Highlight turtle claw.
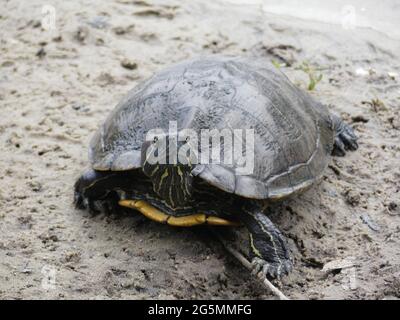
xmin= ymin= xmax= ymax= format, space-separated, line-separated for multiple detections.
xmin=332 ymin=118 xmax=358 ymax=157
xmin=84 ymin=197 xmax=102 ymax=215
xmin=75 ymin=185 xmax=121 ymax=216
xmin=251 ymin=257 xmax=292 ymax=279
xmin=332 ymin=136 xmax=346 ymax=157
xmin=74 ymin=191 xmax=85 ymax=210
xmin=251 ymin=257 xmax=263 ymax=276
xmin=74 ymin=189 xmax=101 ymax=215
xmin=340 ymin=126 xmax=358 ymax=151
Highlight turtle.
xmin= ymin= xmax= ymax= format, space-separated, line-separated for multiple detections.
xmin=74 ymin=56 xmax=358 ymax=278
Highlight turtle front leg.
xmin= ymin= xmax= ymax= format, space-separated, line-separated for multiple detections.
xmin=74 ymin=169 xmax=102 ymax=211
xmin=236 ymin=202 xmax=292 ymax=279
xmin=331 ymin=114 xmax=358 ymax=156
xmin=74 ymin=169 xmax=118 ymax=214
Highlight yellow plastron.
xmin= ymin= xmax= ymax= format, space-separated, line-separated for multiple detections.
xmin=118 ymin=199 xmax=239 ymax=227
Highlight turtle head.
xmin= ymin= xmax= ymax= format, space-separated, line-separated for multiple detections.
xmin=141 ymin=132 xmax=195 ymax=208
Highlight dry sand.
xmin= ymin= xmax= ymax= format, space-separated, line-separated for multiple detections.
xmin=0 ymin=0 xmax=399 ymax=299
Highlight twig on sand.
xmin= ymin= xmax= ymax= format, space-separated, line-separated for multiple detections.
xmin=212 ymin=231 xmax=289 ymax=300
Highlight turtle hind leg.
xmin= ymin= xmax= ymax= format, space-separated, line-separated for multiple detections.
xmin=237 ymin=202 xmax=292 ymax=279
xmin=331 ymin=115 xmax=359 ymax=157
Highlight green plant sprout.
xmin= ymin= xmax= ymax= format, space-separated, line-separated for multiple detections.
xmin=296 ymin=61 xmax=324 ymax=91
xmin=271 ymin=59 xmax=283 ymax=69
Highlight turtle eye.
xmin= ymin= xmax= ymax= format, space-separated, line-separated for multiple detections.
xmin=185 ymin=136 xmax=190 ymax=143
xmin=152 ymin=136 xmax=158 ymax=144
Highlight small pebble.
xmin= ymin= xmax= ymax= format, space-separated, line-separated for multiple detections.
xmin=75 ymin=27 xmax=88 ymax=43
xmin=121 ymin=59 xmax=138 ymax=70
xmin=360 ymin=213 xmax=380 ymax=232
xmin=36 ymin=47 xmax=46 ymax=58
xmin=352 ymin=114 xmax=369 ymax=123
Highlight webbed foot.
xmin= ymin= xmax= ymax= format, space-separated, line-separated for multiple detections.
xmin=237 ymin=203 xmax=293 ymax=279
xmin=74 ymin=169 xmax=116 ymax=215
xmin=74 ymin=191 xmax=103 ymax=215
xmin=251 ymin=257 xmax=292 ymax=279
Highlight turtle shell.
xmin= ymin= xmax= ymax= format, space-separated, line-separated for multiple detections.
xmin=89 ymin=56 xmax=335 ymax=200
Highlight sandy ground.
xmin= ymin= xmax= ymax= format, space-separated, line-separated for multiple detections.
xmin=0 ymin=0 xmax=399 ymax=299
